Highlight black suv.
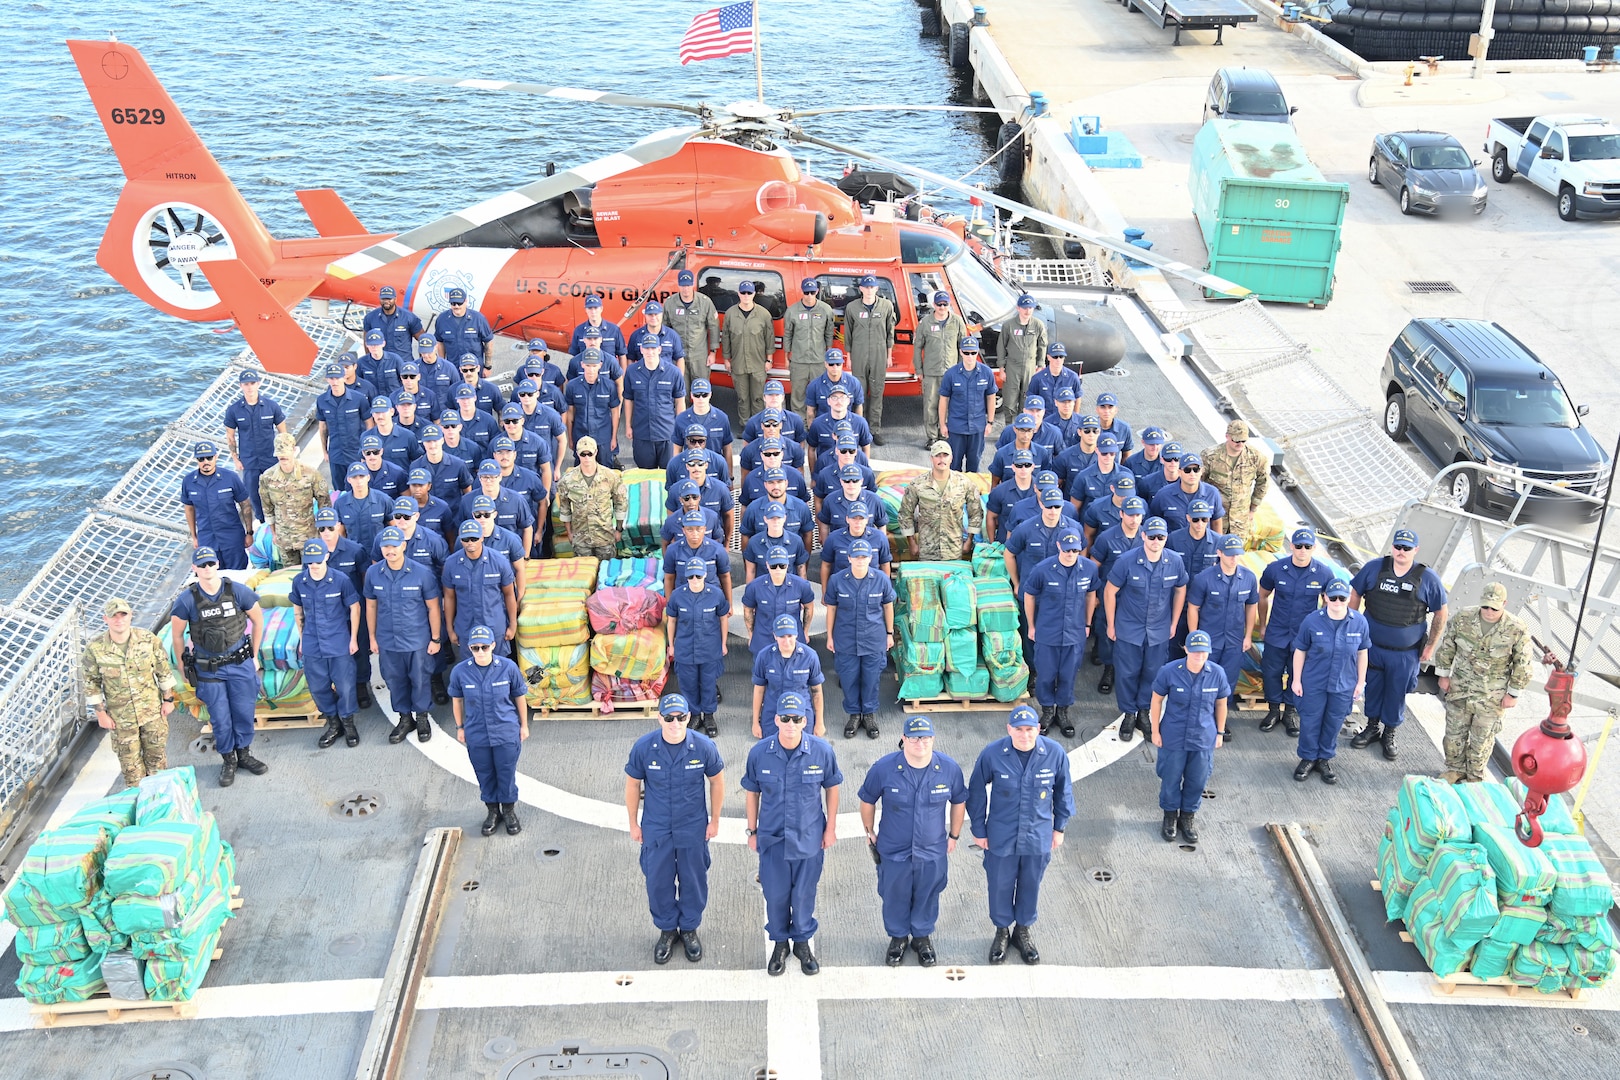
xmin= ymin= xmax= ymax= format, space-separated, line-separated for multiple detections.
xmin=1380 ymin=318 xmax=1608 ymax=515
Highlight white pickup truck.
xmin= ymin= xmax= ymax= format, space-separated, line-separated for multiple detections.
xmin=1483 ymin=114 xmax=1620 ymax=221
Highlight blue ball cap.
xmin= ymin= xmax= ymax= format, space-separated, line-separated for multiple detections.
xmin=1035 ymin=470 xmax=1058 ymax=487
xmin=360 ymin=434 xmax=383 ymax=451
xmin=582 ymin=325 xmax=604 ymax=340
xmin=1188 ymin=499 xmax=1213 ymax=518
xmin=1325 ymin=579 xmax=1352 ymax=599
xmin=1097 ymin=435 xmax=1120 ymax=453
xmin=800 ymin=277 xmax=820 ymax=292
xmin=491 ymin=436 xmax=515 ymax=453
xmin=904 ymin=715 xmax=935 ymax=737
xmin=192 ymin=546 xmax=219 ymax=566
xmin=1123 ymin=497 xmax=1147 ymax=514
xmin=1161 ymin=442 xmax=1183 ymax=459
xmin=737 ymin=280 xmax=757 ymax=294
xmin=238 ymin=368 xmax=261 ymax=384
xmin=1039 ymin=489 xmax=1063 ymax=508
xmin=763 ymin=379 xmax=783 ymax=395
xmin=395 ymin=390 xmax=419 ymax=406
xmin=776 ymin=691 xmax=806 ymax=716
xmin=683 ymin=449 xmax=707 ymax=466
xmin=1054 ymin=386 xmax=1076 ymax=403
xmin=691 ymin=378 xmax=711 ymax=395
xmin=773 ymin=614 xmax=800 ymax=637
xmin=315 ymin=507 xmax=339 ymax=527
xmin=845 ymin=503 xmax=870 ymax=519
xmin=839 ymin=464 xmax=863 ymax=482
xmin=1292 ymin=527 xmax=1317 ymax=547
xmin=1047 ymin=342 xmax=1067 ymax=358
xmin=457 ymin=354 xmax=480 ymax=370
xmin=659 ymin=693 xmax=690 ymax=717
xmin=323 ymin=362 xmax=344 ymax=379
xmin=526 ymin=338 xmax=546 ymax=351
xmin=477 ymin=460 xmax=501 ymax=477
xmin=377 ymin=526 xmax=405 ymax=547
xmin=1141 ymin=427 xmax=1166 ymax=445
xmin=849 ymin=539 xmax=875 ymax=558
xmin=643 ymin=301 xmax=664 ymax=316
xmin=346 ymin=461 xmax=370 ymax=479
xmin=685 ymin=423 xmax=709 ymax=440
xmin=825 ymin=348 xmax=844 ymax=365
xmin=676 ymin=270 xmax=695 ymax=286
xmin=1017 ymin=293 xmax=1037 ymax=308
xmin=766 ymin=547 xmax=790 ymax=568
xmin=1008 ymin=704 xmax=1040 ymax=728
xmin=836 ymin=434 xmax=858 ymax=450
xmin=827 ymin=384 xmax=850 ymax=401
xmin=1012 ymin=448 xmax=1035 ymax=466
xmin=764 ymin=502 xmax=787 ymax=519
xmin=762 ymin=467 xmax=787 ymax=483
xmin=405 ymin=468 xmax=431 ymax=487
xmin=471 ymin=495 xmax=496 ymax=513
xmin=391 ymin=496 xmax=417 ymax=516
xmin=446 ymin=287 xmax=467 ymax=303
xmin=1024 ymin=395 xmax=1045 ymax=411
xmin=1393 ymin=528 xmax=1419 ymax=548
xmin=1180 ymin=452 xmax=1203 ymax=469
xmin=681 ymin=510 xmax=707 ymax=528
xmin=193 ymin=440 xmax=218 ymax=459
xmin=454 ymin=385 xmax=476 ymax=400
xmin=419 ymin=424 xmax=443 ymax=441
xmin=379 ymin=286 xmax=397 ymax=300
xmin=858 ymin=274 xmax=878 ymax=288
xmin=760 ymin=408 xmax=783 ymax=426
xmin=438 ymin=411 xmax=463 ymax=426
xmin=1219 ymin=534 xmax=1245 ymax=554
xmin=1144 ymin=517 xmax=1169 ymax=537
xmin=301 ymin=539 xmax=329 ymax=561
xmin=583 ymin=294 xmax=603 ymax=307
xmin=1080 ymin=415 xmax=1100 ymax=431
xmin=1013 ymin=415 xmax=1037 ymax=431
xmin=760 ymin=437 xmax=783 ymax=453
xmin=515 ymin=379 xmax=539 ymax=396
xmin=364 ymin=329 xmax=385 ymax=345
xmin=1112 ymin=474 xmax=1136 ymax=491
xmin=1059 ymin=532 xmax=1084 ymax=552
xmin=671 ymin=479 xmax=700 ymax=499
xmin=684 ymin=558 xmax=708 ymax=579
xmin=959 ymin=337 xmax=980 ymax=354
xmin=416 ymin=335 xmax=435 ymax=351
xmin=371 ymin=395 xmax=393 ymax=414
xmin=1185 ymin=630 xmax=1213 ymax=653
xmin=1096 ymin=392 xmax=1118 ymax=407
xmin=932 ymin=290 xmax=951 ymax=305
xmin=468 ymin=625 xmax=496 ymax=646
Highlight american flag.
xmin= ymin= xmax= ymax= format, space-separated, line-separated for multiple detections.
xmin=679 ymin=1 xmax=756 ymax=65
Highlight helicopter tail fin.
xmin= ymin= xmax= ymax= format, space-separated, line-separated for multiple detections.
xmin=297 ymin=189 xmax=369 ymax=238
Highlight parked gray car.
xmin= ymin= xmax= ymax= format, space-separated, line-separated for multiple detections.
xmin=1369 ymin=131 xmax=1488 ymax=216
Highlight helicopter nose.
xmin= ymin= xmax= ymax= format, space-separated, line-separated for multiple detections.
xmin=1040 ymin=300 xmax=1127 ymax=375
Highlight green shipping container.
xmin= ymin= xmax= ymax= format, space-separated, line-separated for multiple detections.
xmin=1189 ymin=120 xmax=1349 ymax=306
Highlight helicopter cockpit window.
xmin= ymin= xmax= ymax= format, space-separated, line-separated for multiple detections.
xmin=944 ymin=250 xmax=1018 ymax=327
xmin=899 ymin=228 xmax=963 ymax=267
xmin=698 ymin=268 xmax=786 ymax=320
xmin=819 ymin=275 xmax=899 ymax=317
xmin=907 ymin=271 xmax=945 ymax=320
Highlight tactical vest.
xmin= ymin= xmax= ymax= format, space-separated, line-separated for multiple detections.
xmin=1361 ymin=557 xmax=1430 ymax=628
xmin=188 ymin=583 xmax=249 ymax=655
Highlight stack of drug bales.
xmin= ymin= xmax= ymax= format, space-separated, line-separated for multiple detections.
xmin=893 ymin=562 xmax=988 ymax=700
xmin=7 ymin=767 xmax=237 ymax=1005
xmin=587 ymin=575 xmax=669 ymax=706
xmin=971 ymin=548 xmax=1028 ymax=702
xmin=617 ymin=468 xmax=668 ymax=557
xmin=515 ymin=557 xmax=597 ymax=709
xmin=1377 ymin=775 xmax=1614 ymax=992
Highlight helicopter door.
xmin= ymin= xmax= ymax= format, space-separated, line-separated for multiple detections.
xmin=907 ymin=271 xmax=945 ymax=321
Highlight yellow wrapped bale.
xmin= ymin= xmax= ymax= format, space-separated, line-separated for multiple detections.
xmin=590 ymin=628 xmax=667 ymax=681
xmin=518 ymin=643 xmax=593 ymax=707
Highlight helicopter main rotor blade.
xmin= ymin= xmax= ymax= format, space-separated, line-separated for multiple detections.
xmin=328 ymin=126 xmax=702 ymax=281
xmin=786 ymin=129 xmax=1251 ymax=299
xmin=788 ymin=104 xmax=1010 ymax=118
xmin=375 ymin=75 xmax=708 ymax=117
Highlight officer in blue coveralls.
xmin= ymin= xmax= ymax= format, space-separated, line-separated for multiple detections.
xmin=315 ymin=506 xmax=375 ymax=715
xmin=1346 ymin=528 xmax=1448 ymax=763
xmin=1149 ymin=630 xmax=1229 ymax=844
xmin=1105 ymin=517 xmax=1188 ymax=741
xmin=442 ymin=520 xmax=517 ymax=660
xmin=625 ymin=693 xmax=725 ymax=965
xmin=938 ymin=337 xmax=998 ymax=472
xmin=1292 ymin=579 xmax=1370 ymax=785
xmin=1257 ymin=527 xmax=1335 ymax=739
xmin=966 ymin=705 xmax=1074 ymax=965
xmin=1023 ymin=531 xmax=1100 ymax=739
xmin=222 ymin=369 xmax=286 ymax=522
xmin=742 ymin=548 xmax=816 ymax=656
xmin=316 ymin=362 xmax=368 ymax=488
xmin=825 ymin=538 xmax=896 ymax=740
xmin=859 ymin=715 xmax=967 ymax=968
xmin=170 ymin=548 xmax=267 ymax=788
xmin=624 ymin=332 xmax=688 ymax=469
xmin=742 ymin=691 xmax=843 ymax=977
xmin=180 ymin=441 xmax=253 ymax=571
xmin=449 ymin=624 xmax=528 ymax=837
xmin=290 ymin=539 xmax=360 ymax=751
xmin=752 ymin=615 xmax=826 ymax=738
xmin=365 ymin=526 xmax=443 ymax=746
xmin=1186 ymin=534 xmax=1259 ymax=733
xmin=665 ymin=558 xmax=730 ymax=738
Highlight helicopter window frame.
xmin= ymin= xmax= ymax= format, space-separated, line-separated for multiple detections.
xmin=944 ymin=250 xmax=1019 ymax=327
xmin=817 ymin=275 xmax=900 ymax=318
xmin=698 ymin=268 xmax=787 ymax=320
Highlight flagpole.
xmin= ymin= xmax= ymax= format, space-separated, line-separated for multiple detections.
xmin=753 ymin=0 xmax=764 ymax=102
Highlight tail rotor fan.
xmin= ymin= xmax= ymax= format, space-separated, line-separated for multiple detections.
xmin=136 ymin=201 xmax=233 ymax=310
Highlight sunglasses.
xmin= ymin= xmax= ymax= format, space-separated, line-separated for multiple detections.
xmin=693 ymin=392 xmax=710 ymax=398
xmin=1393 ymin=544 xmax=1415 ymax=552
xmin=1293 ymin=543 xmax=1313 ymax=550
xmin=195 ymin=561 xmax=219 ymax=569
xmin=1230 ymin=438 xmax=1246 ymax=444
xmin=392 ymin=514 xmax=413 ymax=521
xmin=401 ymin=373 xmax=419 ymax=379
xmin=661 ymin=713 xmax=689 ymax=723
xmin=1145 ymin=535 xmax=1166 ymax=542
xmin=763 ymin=450 xmax=782 ymax=457
xmin=469 ymin=644 xmax=492 ymax=652
xmin=1326 ymin=596 xmax=1348 ymax=603
xmin=779 ymin=716 xmax=807 ymax=725
xmin=196 ymin=455 xmax=217 ymax=462
xmin=519 ymin=391 xmax=537 ymax=398
xmin=1182 ymin=466 xmax=1202 ymax=473
xmin=474 ymin=512 xmax=495 ymax=519
xmin=578 ymin=451 xmax=595 ymax=458
xmin=1480 ymin=605 xmax=1501 ymax=612
xmin=1190 ymin=516 xmax=1210 ymax=523
xmin=839 ymin=447 xmax=856 ymax=454
xmin=318 ymin=525 xmax=337 ymax=532
xmin=1013 ymin=462 xmax=1033 ymax=469
xmin=363 ymin=449 xmax=381 ymax=456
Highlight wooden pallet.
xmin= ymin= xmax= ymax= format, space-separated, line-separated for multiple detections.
xmin=904 ymin=694 xmax=1029 ymax=714
xmin=532 ymin=698 xmax=661 ymax=719
xmin=198 ymin=709 xmax=324 ymax=734
xmin=30 ymin=888 xmax=244 ymax=1028
xmin=1233 ymin=693 xmax=1270 ymax=713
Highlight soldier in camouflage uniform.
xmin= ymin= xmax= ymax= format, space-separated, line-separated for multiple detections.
xmin=259 ymin=432 xmax=334 ymax=563
xmin=666 ymin=270 xmax=719 ymax=386
xmin=899 ymin=441 xmax=986 ymax=561
xmin=1201 ymin=420 xmax=1268 ymax=540
xmin=555 ymin=435 xmax=628 ymax=560
xmin=1431 ymin=582 xmax=1534 ymax=783
xmin=83 ymin=596 xmax=177 ymax=788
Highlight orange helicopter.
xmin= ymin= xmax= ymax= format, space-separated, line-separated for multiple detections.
xmin=68 ymin=39 xmax=1246 ymax=384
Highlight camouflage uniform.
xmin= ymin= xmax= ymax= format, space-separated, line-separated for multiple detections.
xmin=83 ymin=628 xmax=176 ymax=788
xmin=1201 ymin=429 xmax=1268 ymax=540
xmin=898 ymin=468 xmax=986 ymax=562
xmin=555 ymin=464 xmax=628 ymax=560
xmin=916 ymin=311 xmax=967 ymax=443
xmin=1432 ymin=588 xmax=1533 ymax=781
xmin=994 ymin=314 xmax=1048 ymax=425
xmin=259 ymin=460 xmax=333 ymax=563
xmin=666 ymin=292 xmax=719 ymax=386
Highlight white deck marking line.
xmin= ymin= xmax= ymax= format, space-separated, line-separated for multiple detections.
xmin=0 ymin=978 xmax=385 ymax=1034
xmin=1378 ymin=970 xmax=1620 ymax=1011
xmin=767 ymin=991 xmax=823 ymax=1080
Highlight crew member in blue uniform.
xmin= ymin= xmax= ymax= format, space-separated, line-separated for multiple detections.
xmin=1185 ymin=534 xmax=1259 ymax=732
xmin=806 ymin=393 xmax=873 ymax=472
xmin=938 ymin=336 xmax=998 ymax=473
xmin=180 ymin=441 xmax=252 ymax=571
xmin=625 ymin=300 xmax=687 ymax=374
xmin=1105 ymin=516 xmax=1188 ymax=741
xmin=665 ymin=558 xmax=730 ymax=738
xmin=740 ymin=413 xmax=808 ymax=473
xmin=462 ymin=462 xmax=535 ymax=553
xmin=804 ymin=348 xmax=867 ymax=422
xmin=358 ymin=335 xmax=398 ymax=398
xmin=563 ymin=350 xmax=620 ymax=465
xmin=825 ymin=538 xmax=896 ymax=740
xmin=1089 ymin=496 xmax=1146 ymax=688
xmin=985 ymin=448 xmax=1040 ymax=544
xmin=1081 ymin=472 xmax=1136 ymax=547
xmin=743 ymin=469 xmax=815 ymax=550
xmin=1292 ymin=579 xmax=1370 ymax=784
xmin=434 ymin=288 xmax=493 ymax=365
xmin=742 ymin=691 xmax=843 ymax=977
xmin=290 ymin=538 xmax=360 ymax=751
xmin=1069 ymin=434 xmax=1128 ymax=517
xmin=1166 ymin=498 xmax=1223 ymax=657
xmin=570 ymin=294 xmax=627 ymax=359
xmin=743 ymin=503 xmax=809 ymax=581
xmin=170 ymin=548 xmax=266 ymax=787
xmin=811 ymin=437 xmax=876 ymax=505
xmin=743 ymin=381 xmax=809 ymax=445
xmin=442 ymin=520 xmax=517 ymax=665
xmin=1137 ymin=441 xmax=1182 ymax=502
xmin=1004 ymin=489 xmax=1071 ymax=591
xmin=365 ymin=526 xmax=443 ymax=746
xmin=664 ymin=453 xmax=735 ymax=537
xmin=752 ymin=615 xmax=825 ymax=738
xmin=625 ymin=693 xmax=725 ymax=965
xmin=1346 ymin=528 xmax=1448 ymax=762
xmin=370 ymin=397 xmax=421 ymax=473
xmin=858 ymin=715 xmax=967 ymax=967
xmin=449 ymin=624 xmax=527 ymax=836
xmin=1126 ymin=426 xmax=1168 ymax=482
xmin=452 ymin=354 xmax=504 ymax=417
xmin=1150 ymin=452 xmax=1227 ymax=534
xmin=966 ymin=705 xmax=1074 ymax=965
xmin=672 ymin=378 xmax=735 ymax=462
xmin=409 ymin=425 xmax=474 ymax=511
xmin=1257 ymin=527 xmax=1335 ymax=737
xmin=415 ymin=335 xmax=458 ymax=410
xmin=818 ymin=506 xmax=893 ymax=589
xmin=662 ymin=481 xmax=724 ymax=553
xmin=664 ymin=426 xmax=731 ymax=487
xmin=741 ymin=457 xmax=811 ymax=507
xmin=624 ymin=332 xmax=688 ymax=469
xmin=1023 ymin=531 xmax=1099 ymax=739
xmin=1047 ymin=385 xmax=1084 ymax=446
xmin=742 ymin=547 xmax=817 ymax=656
xmin=662 ymin=510 xmax=734 ymax=606
xmin=1026 ymin=342 xmax=1081 ymax=416
xmin=818 ymin=465 xmax=887 ymax=536
xmin=1093 ymin=391 xmax=1135 ymax=456
xmin=359 ymin=434 xmax=407 ymax=500
xmin=1149 ymin=630 xmax=1229 ymax=844
xmin=404 ymin=467 xmax=455 ymax=545
xmin=394 ymin=361 xmax=438 ymax=417
xmin=316 ymin=507 xmax=375 ymax=714
xmin=497 ymin=404 xmax=551 ymax=483
xmin=449 ymin=383 xmax=498 ymax=452
xmin=222 ymin=369 xmax=286 ymax=522
xmin=364 ymin=285 xmax=424 ymax=362
xmin=315 ymin=362 xmax=368 ymax=487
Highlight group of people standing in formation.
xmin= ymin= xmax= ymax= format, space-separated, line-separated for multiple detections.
xmin=79 ymin=281 xmax=1538 ymax=968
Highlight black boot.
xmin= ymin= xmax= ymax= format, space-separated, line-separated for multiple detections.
xmin=703 ymin=713 xmax=717 ymax=738
xmin=1039 ymin=705 xmax=1055 ymax=735
xmin=1350 ymin=721 xmax=1382 ymax=749
xmin=480 ymin=804 xmax=503 ymax=836
xmin=1098 ymin=665 xmax=1115 ymax=694
xmin=1319 ymin=759 xmax=1339 ymax=785
xmin=792 ymin=940 xmax=820 ymax=975
xmin=1118 ymin=712 xmax=1135 ymax=743
xmin=1179 ymin=811 xmax=1200 ymax=844
xmin=1294 ymin=759 xmax=1317 ymax=782
xmin=1381 ymin=726 xmax=1398 ymax=761
xmin=844 ymin=714 xmax=860 ymax=739
xmin=218 ymin=752 xmax=237 ymax=788
xmin=235 ymin=746 xmax=268 ymax=776
xmin=1259 ymin=704 xmax=1281 ymax=732
xmin=768 ymin=941 xmax=790 ymax=976
xmin=356 ymin=683 xmax=373 ymax=710
xmin=912 ymin=935 xmax=937 ymax=967
xmin=680 ymin=929 xmax=703 ymax=962
xmin=416 ymin=711 xmax=434 ymax=742
xmin=317 ymin=714 xmax=342 ymax=749
xmin=654 ymin=929 xmax=678 ymax=965
xmin=1136 ymin=711 xmax=1152 ymax=736
xmin=989 ymin=926 xmax=1011 ymax=964
xmin=389 ymin=714 xmax=415 ymax=744
xmin=865 ymin=714 xmax=879 ymax=739
xmin=341 ymin=714 xmax=359 ymax=747
xmin=1057 ymin=706 xmax=1076 ymax=739
xmin=503 ymin=803 xmax=521 ymax=835
xmin=431 ymin=672 xmax=449 ymax=706
xmin=1283 ymin=705 xmax=1300 ymax=738
xmin=1011 ymin=924 xmax=1040 ymax=964
xmin=886 ymin=936 xmax=908 ymax=966
xmin=871 ymin=432 xmax=885 ymax=447
xmin=1161 ymin=810 xmax=1179 ymax=842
